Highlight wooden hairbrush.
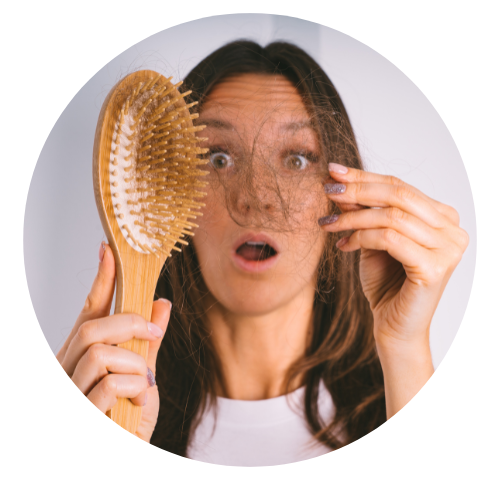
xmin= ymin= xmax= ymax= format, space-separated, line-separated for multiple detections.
xmin=93 ymin=70 xmax=208 ymax=433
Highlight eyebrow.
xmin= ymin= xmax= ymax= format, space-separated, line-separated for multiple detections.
xmin=280 ymin=120 xmax=315 ymax=133
xmin=199 ymin=118 xmax=315 ymax=133
xmin=198 ymin=118 xmax=235 ymax=130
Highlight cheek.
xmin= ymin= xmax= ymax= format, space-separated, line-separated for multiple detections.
xmin=191 ymin=185 xmax=230 ymax=261
xmin=285 ymin=186 xmax=329 ymax=265
xmin=289 ymin=182 xmax=330 ymax=229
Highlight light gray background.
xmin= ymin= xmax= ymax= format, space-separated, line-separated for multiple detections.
xmin=24 ymin=14 xmax=476 ymax=367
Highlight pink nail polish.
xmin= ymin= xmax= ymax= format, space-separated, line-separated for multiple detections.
xmin=328 ymin=163 xmax=348 ymax=174
xmin=99 ymin=242 xmax=106 ymax=262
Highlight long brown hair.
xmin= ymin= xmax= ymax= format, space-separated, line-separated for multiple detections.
xmin=151 ymin=40 xmax=386 ymax=456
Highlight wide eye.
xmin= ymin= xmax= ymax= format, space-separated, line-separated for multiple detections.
xmin=283 ymin=154 xmax=310 ymax=171
xmin=209 ymin=151 xmax=234 ymax=169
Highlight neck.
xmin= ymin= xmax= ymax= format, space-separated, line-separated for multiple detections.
xmin=205 ymin=285 xmax=316 ymax=400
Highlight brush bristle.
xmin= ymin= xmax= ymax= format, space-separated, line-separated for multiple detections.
xmin=109 ymin=75 xmax=208 ymax=256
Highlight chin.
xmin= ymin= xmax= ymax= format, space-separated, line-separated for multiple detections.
xmin=211 ymin=273 xmax=309 ymax=317
xmin=207 ymin=275 xmax=284 ymax=315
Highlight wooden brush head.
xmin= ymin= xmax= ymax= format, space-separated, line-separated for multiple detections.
xmin=93 ymin=69 xmax=208 ymax=262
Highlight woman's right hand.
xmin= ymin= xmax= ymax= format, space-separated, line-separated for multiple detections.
xmin=56 ymin=242 xmax=171 ymax=442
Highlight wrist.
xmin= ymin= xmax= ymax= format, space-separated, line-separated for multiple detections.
xmin=374 ymin=329 xmax=431 ymax=363
xmin=377 ymin=341 xmax=434 ymax=377
xmin=376 ymin=337 xmax=433 ymax=374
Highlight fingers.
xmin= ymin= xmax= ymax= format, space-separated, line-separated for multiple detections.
xmin=337 ymin=203 xmax=365 ymax=213
xmin=79 ymin=300 xmax=171 ymax=414
xmin=337 ymin=228 xmax=433 ymax=271
xmin=61 ymin=313 xmax=164 ymax=376
xmin=70 ymin=299 xmax=171 ymax=410
xmin=146 ymin=299 xmax=172 ymax=376
xmin=322 ymin=175 xmax=364 ymax=214
xmin=57 ymin=242 xmax=116 ymax=363
xmin=319 ymin=207 xmax=441 ymax=249
xmin=327 ymin=163 xmax=461 ymax=226
xmin=324 ymin=180 xmax=448 ymax=228
xmin=87 ymin=374 xmax=149 ymax=413
xmin=71 ymin=343 xmax=149 ymax=396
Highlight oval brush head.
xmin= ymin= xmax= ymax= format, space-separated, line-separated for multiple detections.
xmin=93 ymin=70 xmax=208 ymax=433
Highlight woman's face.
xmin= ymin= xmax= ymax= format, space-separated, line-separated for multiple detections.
xmin=193 ymin=73 xmax=330 ymax=315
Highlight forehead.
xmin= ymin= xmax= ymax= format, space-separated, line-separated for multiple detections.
xmin=200 ymin=73 xmax=310 ymax=126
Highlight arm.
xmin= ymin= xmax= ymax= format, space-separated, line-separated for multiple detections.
xmin=377 ymin=339 xmax=434 ymax=418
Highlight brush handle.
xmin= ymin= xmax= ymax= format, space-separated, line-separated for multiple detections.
xmin=107 ymin=248 xmax=164 ymax=433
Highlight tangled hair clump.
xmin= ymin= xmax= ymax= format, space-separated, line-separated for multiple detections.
xmin=150 ymin=40 xmax=386 ymax=456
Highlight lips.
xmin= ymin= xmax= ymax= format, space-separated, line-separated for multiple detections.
xmin=231 ymin=233 xmax=280 ymax=273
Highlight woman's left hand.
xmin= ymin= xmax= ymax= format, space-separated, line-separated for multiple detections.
xmin=319 ymin=163 xmax=469 ymax=416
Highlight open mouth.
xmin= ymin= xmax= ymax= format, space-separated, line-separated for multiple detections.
xmin=235 ymin=241 xmax=278 ymax=262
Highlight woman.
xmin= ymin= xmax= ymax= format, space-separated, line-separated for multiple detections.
xmin=56 ymin=41 xmax=468 ymax=466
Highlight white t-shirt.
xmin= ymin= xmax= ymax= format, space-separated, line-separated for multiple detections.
xmin=187 ymin=381 xmax=335 ymax=467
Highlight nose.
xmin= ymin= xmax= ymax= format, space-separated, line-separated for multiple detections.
xmin=228 ymin=157 xmax=281 ymax=224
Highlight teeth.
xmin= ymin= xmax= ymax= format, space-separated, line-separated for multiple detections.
xmin=246 ymin=241 xmax=266 ymax=246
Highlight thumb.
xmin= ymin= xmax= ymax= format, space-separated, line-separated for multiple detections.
xmin=57 ymin=241 xmax=116 ymax=362
xmin=146 ymin=298 xmax=171 ymax=375
xmin=80 ymin=241 xmax=116 ymax=320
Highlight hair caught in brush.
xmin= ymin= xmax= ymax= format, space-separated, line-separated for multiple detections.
xmin=151 ymin=40 xmax=386 ymax=456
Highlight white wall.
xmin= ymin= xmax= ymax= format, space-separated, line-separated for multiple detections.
xmin=24 ymin=14 xmax=475 ymax=367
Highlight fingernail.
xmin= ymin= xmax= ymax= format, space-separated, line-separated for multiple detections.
xmin=143 ymin=392 xmax=148 ymax=406
xmin=328 ymin=163 xmax=348 ymax=174
xmin=158 ymin=298 xmax=172 ymax=309
xmin=324 ymin=183 xmax=346 ymax=194
xmin=336 ymin=237 xmax=349 ymax=248
xmin=148 ymin=322 xmax=164 ymax=338
xmin=318 ymin=214 xmax=339 ymax=226
xmin=99 ymin=242 xmax=106 ymax=262
xmin=147 ymin=367 xmax=156 ymax=387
